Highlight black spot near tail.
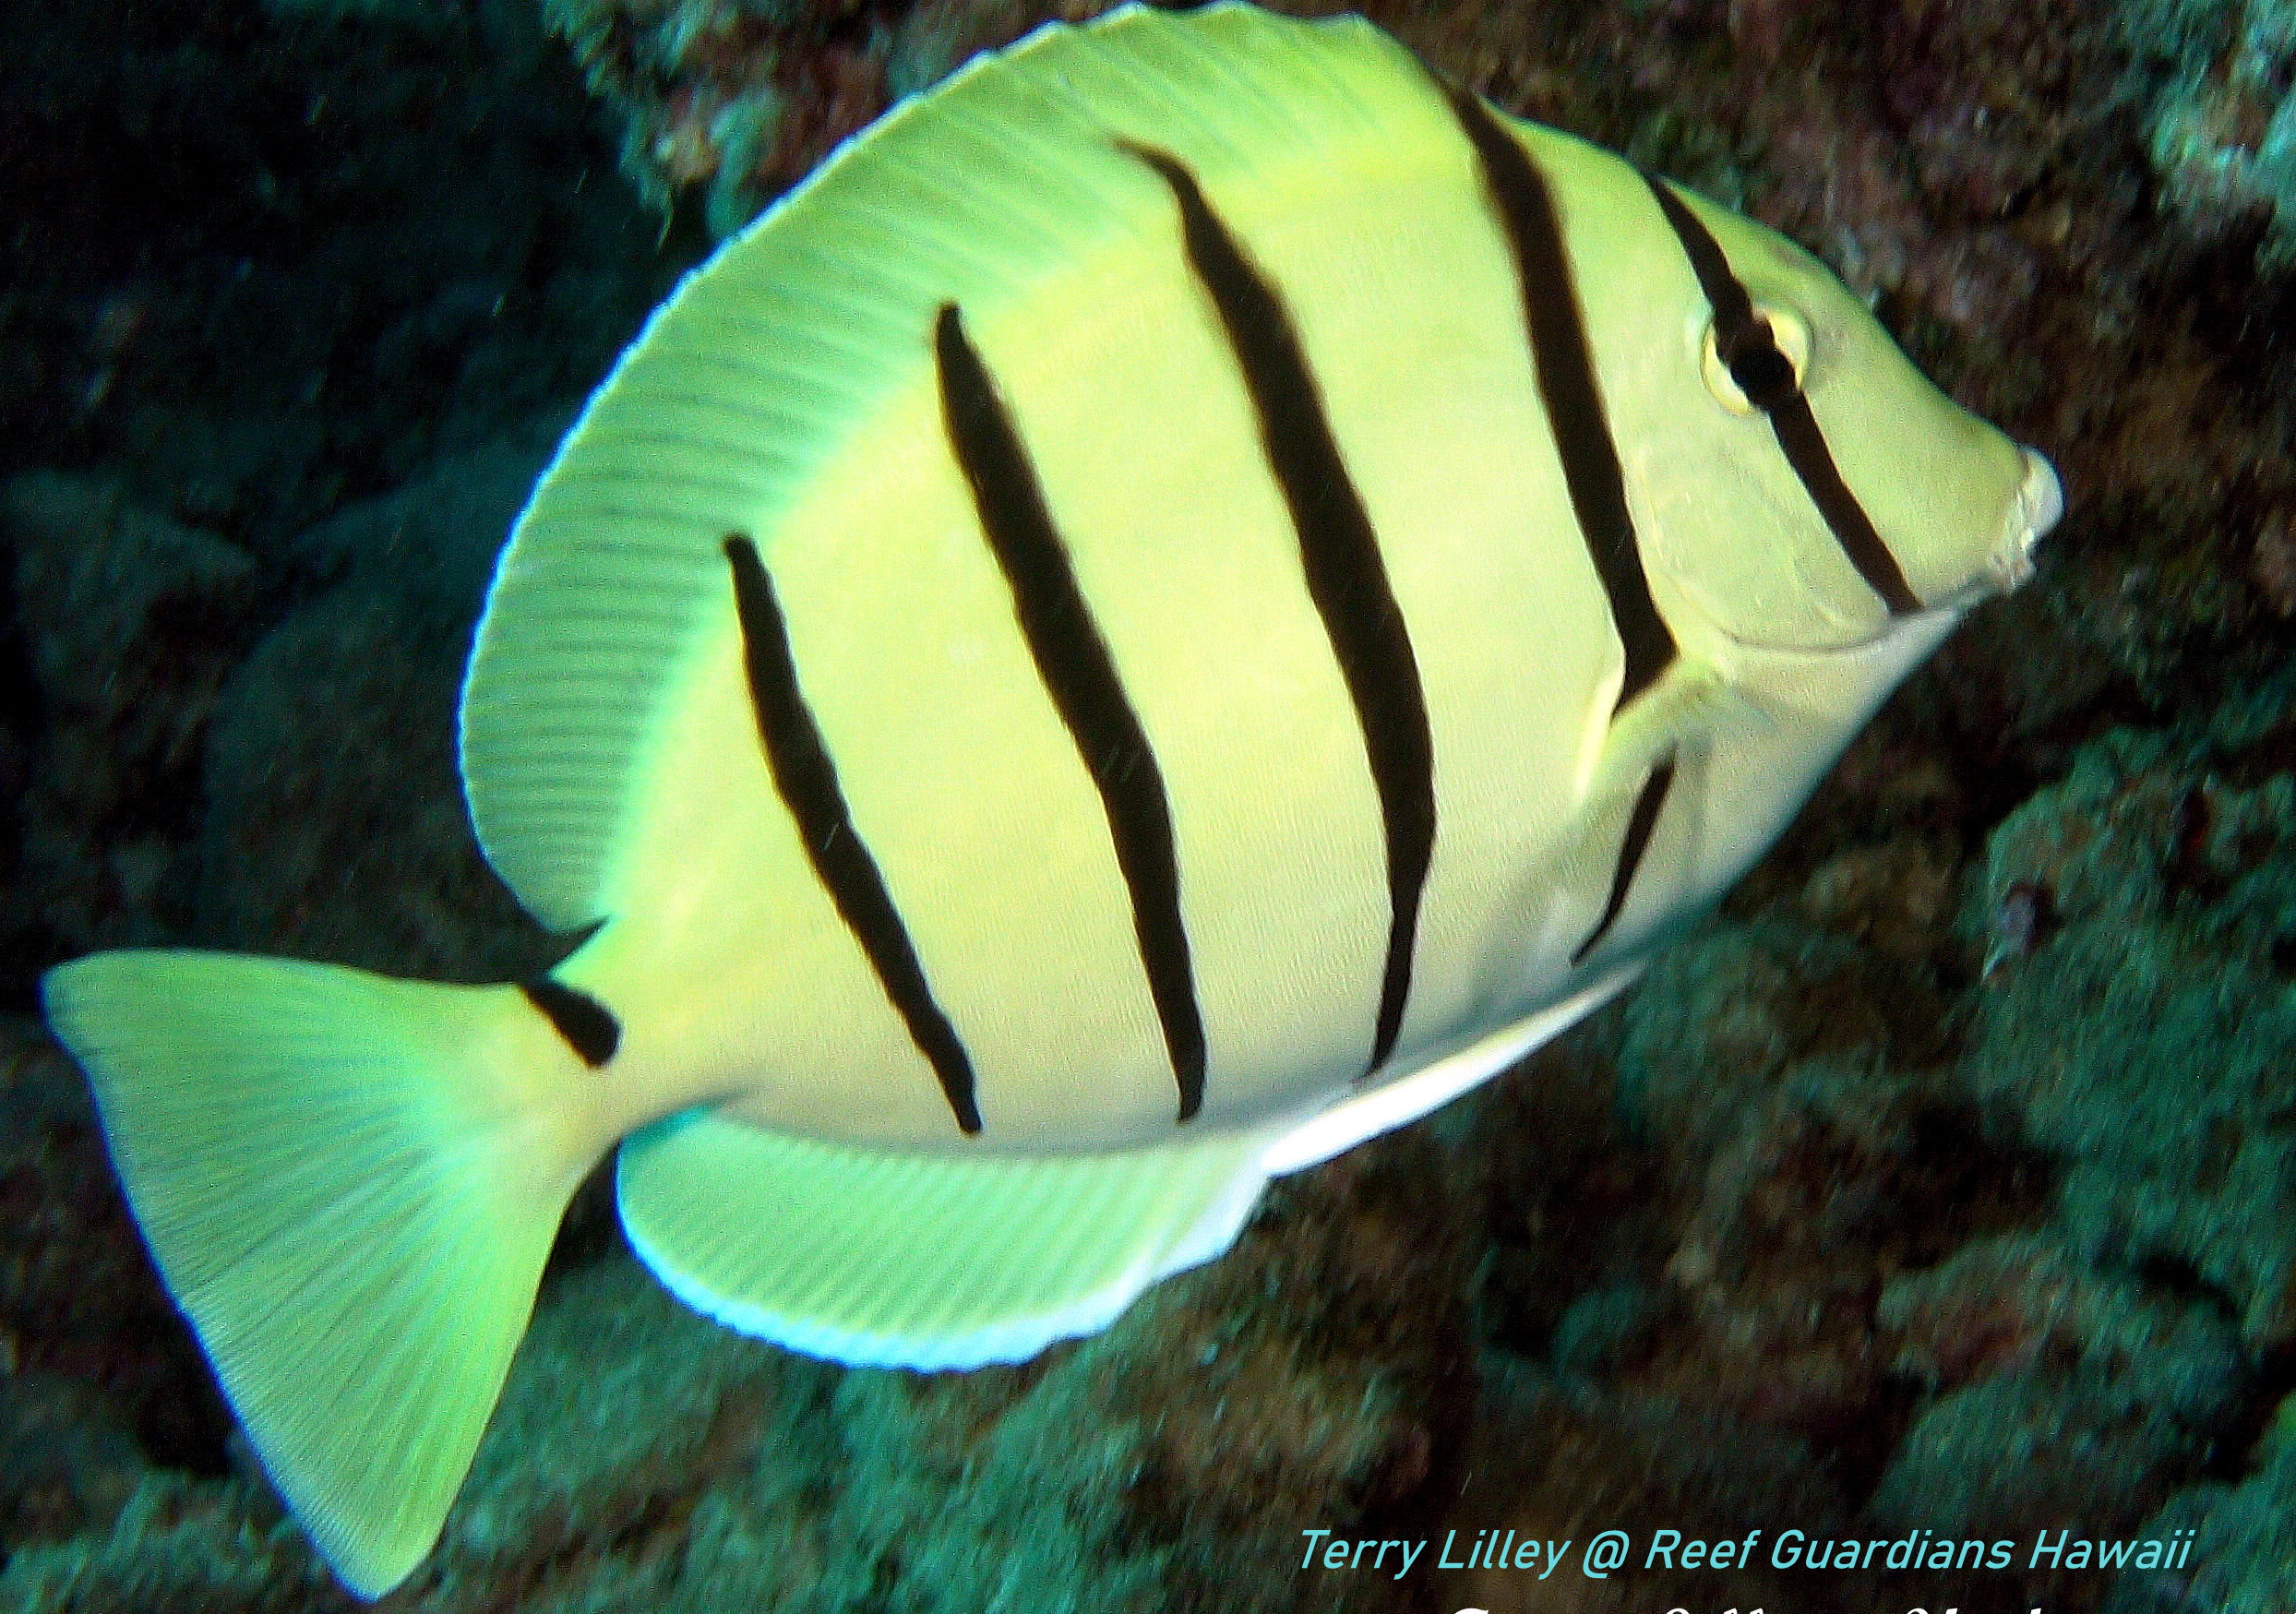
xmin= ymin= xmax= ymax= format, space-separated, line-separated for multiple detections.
xmin=522 ymin=978 xmax=621 ymax=1068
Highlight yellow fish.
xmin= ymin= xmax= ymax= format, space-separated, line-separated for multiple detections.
xmin=42 ymin=1 xmax=2061 ymax=1595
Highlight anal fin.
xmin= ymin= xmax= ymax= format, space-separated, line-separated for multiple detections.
xmin=615 ymin=1112 xmax=1289 ymax=1369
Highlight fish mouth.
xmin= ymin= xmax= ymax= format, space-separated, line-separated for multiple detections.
xmin=1989 ymin=445 xmax=2063 ymax=594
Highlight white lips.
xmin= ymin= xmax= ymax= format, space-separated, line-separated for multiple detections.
xmin=1991 ymin=445 xmax=2062 ymax=593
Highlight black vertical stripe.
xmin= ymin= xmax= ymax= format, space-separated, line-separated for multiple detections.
xmin=1570 ymin=758 xmax=1677 ymax=965
xmin=723 ymin=532 xmax=982 ymax=1135
xmin=932 ymin=303 xmax=1209 ymax=1125
xmin=1444 ymin=87 xmax=1676 ymax=712
xmin=1129 ymin=144 xmax=1435 ymax=1079
xmin=521 ymin=977 xmax=620 ymax=1068
xmin=1640 ymin=174 xmax=1923 ymax=616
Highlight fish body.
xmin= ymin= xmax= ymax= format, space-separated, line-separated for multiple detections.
xmin=41 ymin=3 xmax=2060 ymax=1596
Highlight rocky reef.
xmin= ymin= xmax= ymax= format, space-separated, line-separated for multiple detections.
xmin=5 ymin=0 xmax=2296 ymax=1610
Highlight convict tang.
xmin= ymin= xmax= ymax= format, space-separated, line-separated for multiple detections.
xmin=42 ymin=1 xmax=2061 ymax=1595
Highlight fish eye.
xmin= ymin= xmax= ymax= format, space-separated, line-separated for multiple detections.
xmin=1701 ymin=305 xmax=1811 ymax=414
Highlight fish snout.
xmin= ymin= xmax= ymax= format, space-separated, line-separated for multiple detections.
xmin=1989 ymin=446 xmax=2062 ymax=595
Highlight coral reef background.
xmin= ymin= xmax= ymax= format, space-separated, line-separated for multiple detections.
xmin=4 ymin=0 xmax=2296 ymax=1608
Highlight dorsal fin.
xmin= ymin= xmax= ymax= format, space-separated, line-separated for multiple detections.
xmin=457 ymin=1 xmax=1443 ymax=928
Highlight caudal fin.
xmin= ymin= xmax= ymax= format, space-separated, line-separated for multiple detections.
xmin=42 ymin=950 xmax=595 ymax=1597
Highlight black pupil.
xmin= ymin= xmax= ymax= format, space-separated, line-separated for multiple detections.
xmin=1726 ymin=331 xmax=1798 ymax=406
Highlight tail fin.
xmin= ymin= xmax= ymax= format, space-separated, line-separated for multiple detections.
xmin=41 ymin=950 xmax=597 ymax=1598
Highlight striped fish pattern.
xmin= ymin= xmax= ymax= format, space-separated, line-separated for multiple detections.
xmin=536 ymin=66 xmax=2036 ymax=1152
xmin=697 ymin=116 xmax=1791 ymax=1132
xmin=38 ymin=5 xmax=2060 ymax=1594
